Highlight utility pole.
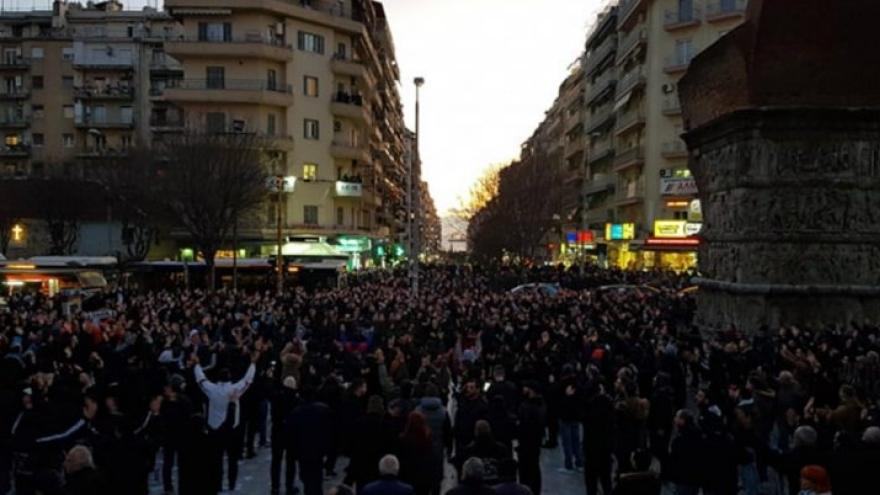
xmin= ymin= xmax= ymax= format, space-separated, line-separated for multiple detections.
xmin=412 ymin=77 xmax=424 ymax=298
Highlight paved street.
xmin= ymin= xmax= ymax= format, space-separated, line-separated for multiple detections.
xmin=148 ymin=443 xmax=586 ymax=495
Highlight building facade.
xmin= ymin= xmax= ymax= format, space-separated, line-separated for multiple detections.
xmin=0 ymin=0 xmax=432 ymax=264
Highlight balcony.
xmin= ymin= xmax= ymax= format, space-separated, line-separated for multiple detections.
xmin=331 ymin=93 xmax=371 ymax=124
xmin=613 ymin=146 xmax=644 ymax=172
xmin=662 ymin=97 xmax=682 ymax=116
xmin=0 ymin=116 xmax=29 ymax=128
xmin=584 ymin=207 xmax=612 ymax=227
xmin=162 ymin=79 xmax=294 ymax=107
xmin=586 ymin=103 xmax=615 ymax=134
xmin=0 ymin=89 xmax=29 ymax=100
xmin=664 ymin=6 xmax=701 ymax=31
xmin=706 ymin=0 xmax=747 ymax=22
xmin=331 ymin=140 xmax=371 ymax=163
xmin=77 ymin=148 xmax=130 ymax=159
xmin=586 ymin=72 xmax=616 ymax=105
xmin=618 ymin=0 xmax=647 ymax=29
xmin=616 ymin=68 xmax=646 ymax=99
xmin=150 ymin=54 xmax=183 ymax=74
xmin=72 ymin=58 xmax=134 ymax=71
xmin=584 ymin=34 xmax=617 ymax=76
xmin=584 ymin=173 xmax=615 ymax=196
xmin=664 ymin=54 xmax=694 ymax=74
xmin=0 ymin=144 xmax=29 ymax=157
xmin=165 ymin=35 xmax=294 ymax=63
xmin=331 ymin=55 xmax=375 ymax=87
xmin=74 ymin=85 xmax=135 ymax=101
xmin=75 ymin=116 xmax=135 ymax=129
xmin=616 ymin=179 xmax=645 ymax=206
xmin=617 ymin=28 xmax=647 ymax=64
xmin=614 ymin=108 xmax=645 ymax=136
xmin=662 ymin=140 xmax=689 ymax=159
xmin=149 ymin=114 xmax=185 ymax=132
xmin=0 ymin=57 xmax=30 ymax=70
xmin=588 ymin=144 xmax=615 ymax=165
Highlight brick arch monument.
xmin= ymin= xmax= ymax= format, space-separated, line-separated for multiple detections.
xmin=678 ymin=0 xmax=880 ymax=332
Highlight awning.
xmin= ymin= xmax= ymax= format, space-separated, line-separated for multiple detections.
xmin=614 ymin=91 xmax=632 ymax=111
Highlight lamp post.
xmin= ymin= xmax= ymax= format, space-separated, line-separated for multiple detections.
xmin=411 ymin=76 xmax=424 ymax=298
xmin=275 ymin=174 xmax=284 ymax=294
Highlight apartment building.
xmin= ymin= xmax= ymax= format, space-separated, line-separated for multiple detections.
xmin=581 ymin=0 xmax=747 ymax=270
xmin=159 ymin=0 xmax=410 ymax=262
xmin=1 ymin=0 xmax=423 ymax=262
xmin=0 ymin=0 xmax=178 ymax=180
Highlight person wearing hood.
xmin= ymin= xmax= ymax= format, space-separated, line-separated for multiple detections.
xmin=416 ymin=384 xmax=452 ymax=495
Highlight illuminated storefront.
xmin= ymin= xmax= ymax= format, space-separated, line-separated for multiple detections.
xmin=604 ymin=223 xmax=637 ymax=269
xmin=560 ymin=231 xmax=597 ymax=265
xmin=636 ymin=220 xmax=702 ymax=271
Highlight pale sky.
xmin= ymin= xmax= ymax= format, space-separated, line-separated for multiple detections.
xmin=102 ymin=0 xmax=604 ymax=215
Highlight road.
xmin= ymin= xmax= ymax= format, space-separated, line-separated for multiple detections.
xmin=149 ymin=443 xmax=586 ymax=494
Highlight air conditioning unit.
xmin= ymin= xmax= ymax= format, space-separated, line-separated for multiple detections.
xmin=662 ymin=83 xmax=676 ymax=94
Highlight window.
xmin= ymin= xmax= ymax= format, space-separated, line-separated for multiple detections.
xmin=31 ymin=47 xmax=44 ymax=59
xmin=336 ymin=42 xmax=347 ymax=59
xmin=63 ymin=134 xmax=74 ymax=148
xmin=232 ymin=119 xmax=246 ymax=132
xmin=32 ymin=76 xmax=43 ymax=89
xmin=206 ymin=66 xmax=225 ymax=89
xmin=303 ymin=76 xmax=319 ymax=97
xmin=62 ymin=76 xmax=74 ymax=89
xmin=63 ymin=105 xmax=74 ymax=118
xmin=336 ymin=207 xmax=344 ymax=226
xmin=32 ymin=105 xmax=44 ymax=118
xmin=198 ymin=22 xmax=232 ymax=42
xmin=121 ymin=135 xmax=132 ymax=149
xmin=304 ymin=119 xmax=319 ymax=140
xmin=267 ymin=69 xmax=277 ymax=91
xmin=206 ymin=112 xmax=226 ymax=133
xmin=33 ymin=133 xmax=44 ymax=147
xmin=120 ymin=106 xmax=133 ymax=124
xmin=302 ymin=163 xmax=317 ymax=181
xmin=303 ymin=205 xmax=319 ymax=225
xmin=675 ymin=39 xmax=694 ymax=65
xmin=297 ymin=32 xmax=325 ymax=54
xmin=62 ymin=47 xmax=74 ymax=60
xmin=267 ymin=113 xmax=276 ymax=136
xmin=333 ymin=120 xmax=342 ymax=133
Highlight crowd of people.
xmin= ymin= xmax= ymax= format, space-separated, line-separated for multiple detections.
xmin=1 ymin=264 xmax=879 ymax=495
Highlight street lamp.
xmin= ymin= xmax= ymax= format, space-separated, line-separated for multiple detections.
xmin=410 ymin=76 xmax=424 ymax=297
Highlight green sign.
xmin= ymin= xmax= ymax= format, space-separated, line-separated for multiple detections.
xmin=335 ymin=236 xmax=372 ymax=253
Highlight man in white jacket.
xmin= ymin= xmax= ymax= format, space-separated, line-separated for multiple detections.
xmin=193 ymin=341 xmax=263 ymax=493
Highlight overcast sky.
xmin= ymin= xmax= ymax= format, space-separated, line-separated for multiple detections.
xmin=36 ymin=0 xmax=605 ymax=215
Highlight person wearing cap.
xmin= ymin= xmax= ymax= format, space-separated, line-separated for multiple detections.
xmin=799 ymin=465 xmax=831 ymax=495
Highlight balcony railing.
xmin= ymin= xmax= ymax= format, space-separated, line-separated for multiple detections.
xmin=584 ymin=34 xmax=617 ymax=75
xmin=0 ymin=89 xmax=29 ymax=99
xmin=662 ymin=97 xmax=682 ymax=115
xmin=616 ymin=179 xmax=646 ymax=203
xmin=75 ymin=116 xmax=136 ymax=128
xmin=166 ymin=79 xmax=292 ymax=93
xmin=613 ymin=146 xmax=645 ymax=171
xmin=333 ymin=92 xmax=365 ymax=106
xmin=584 ymin=173 xmax=615 ymax=195
xmin=0 ymin=116 xmax=29 ymax=127
xmin=0 ymin=144 xmax=30 ymax=157
xmin=662 ymin=140 xmax=689 ymax=159
xmin=617 ymin=68 xmax=646 ymax=97
xmin=664 ymin=53 xmax=694 ymax=73
xmin=588 ymin=141 xmax=615 ymax=164
xmin=586 ymin=71 xmax=616 ymax=104
xmin=75 ymin=85 xmax=135 ymax=100
xmin=618 ymin=0 xmax=646 ymax=27
xmin=175 ymin=34 xmax=291 ymax=49
xmin=706 ymin=0 xmax=747 ymax=21
xmin=0 ymin=57 xmax=30 ymax=69
xmin=617 ymin=27 xmax=647 ymax=62
xmin=664 ymin=6 xmax=702 ymax=29
xmin=586 ymin=103 xmax=615 ymax=133
xmin=614 ymin=108 xmax=645 ymax=135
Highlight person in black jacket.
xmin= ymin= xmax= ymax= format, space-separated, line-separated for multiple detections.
xmin=583 ymin=382 xmax=614 ymax=495
xmin=453 ymin=379 xmax=489 ymax=460
xmin=454 ymin=420 xmax=510 ymax=485
xmin=486 ymin=365 xmax=518 ymax=411
xmin=287 ymin=387 xmax=334 ymax=495
xmin=516 ymin=382 xmax=545 ymax=495
xmin=613 ymin=449 xmax=660 ymax=495
xmin=346 ymin=395 xmax=389 ymax=491
xmin=160 ymin=374 xmax=193 ymax=495
xmin=662 ymin=410 xmax=703 ymax=495
xmin=270 ymin=376 xmax=300 ymax=495
xmin=61 ymin=445 xmax=109 ymax=495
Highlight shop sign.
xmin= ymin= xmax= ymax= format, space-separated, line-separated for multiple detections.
xmin=335 ymin=181 xmax=363 ymax=198
xmin=605 ymin=223 xmax=635 ymax=241
xmin=660 ymin=177 xmax=698 ymax=196
xmin=336 ymin=236 xmax=372 ymax=253
xmin=654 ymin=220 xmax=702 ymax=238
xmin=566 ymin=231 xmax=595 ymax=244
xmin=646 ymin=236 xmax=700 ymax=247
xmin=688 ymin=199 xmax=703 ymax=222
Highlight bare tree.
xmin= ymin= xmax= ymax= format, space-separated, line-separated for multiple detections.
xmin=37 ymin=178 xmax=88 ymax=256
xmin=147 ymin=131 xmax=268 ymax=290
